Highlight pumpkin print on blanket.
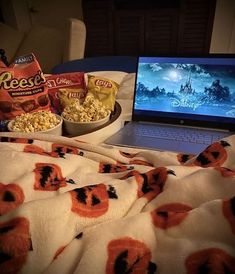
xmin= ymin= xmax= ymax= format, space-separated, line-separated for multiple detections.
xmin=106 ymin=237 xmax=157 ymax=274
xmin=185 ymin=248 xmax=235 ymax=274
xmin=33 ymin=163 xmax=67 ymax=191
xmin=120 ymin=167 xmax=176 ymax=201
xmin=99 ymin=162 xmax=134 ymax=173
xmin=177 ymin=153 xmax=195 ymax=164
xmin=191 ymin=140 xmax=230 ymax=167
xmin=151 ymin=203 xmax=192 ymax=229
xmin=51 ymin=144 xmax=84 ymax=158
xmin=0 ymin=217 xmax=31 ymax=274
xmin=24 ymin=144 xmax=49 ymax=156
xmin=24 ymin=143 xmax=84 ymax=159
xmin=0 ymin=137 xmax=34 ymax=144
xmin=0 ymin=183 xmax=25 ymax=215
xmin=70 ymin=184 xmax=118 ymax=217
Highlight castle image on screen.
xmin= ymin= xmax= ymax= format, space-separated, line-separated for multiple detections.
xmin=135 ymin=61 xmax=235 ymax=119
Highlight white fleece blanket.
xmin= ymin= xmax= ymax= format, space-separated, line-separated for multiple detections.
xmin=0 ymin=132 xmax=235 ymax=274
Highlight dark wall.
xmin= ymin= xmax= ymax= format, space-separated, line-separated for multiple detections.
xmin=0 ymin=7 xmax=4 ymax=22
xmin=82 ymin=0 xmax=217 ymax=57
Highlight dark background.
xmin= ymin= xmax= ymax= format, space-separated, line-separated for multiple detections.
xmin=82 ymin=0 xmax=217 ymax=57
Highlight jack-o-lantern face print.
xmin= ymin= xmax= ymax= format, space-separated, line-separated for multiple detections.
xmin=24 ymin=144 xmax=49 ymax=156
xmin=151 ymin=203 xmax=192 ymax=229
xmin=99 ymin=163 xmax=133 ymax=173
xmin=120 ymin=168 xmax=175 ymax=201
xmin=222 ymin=197 xmax=235 ymax=234
xmin=120 ymin=170 xmax=153 ymax=199
xmin=138 ymin=167 xmax=175 ymax=201
xmin=0 ymin=137 xmax=33 ymax=144
xmin=193 ymin=140 xmax=230 ymax=167
xmin=70 ymin=184 xmax=118 ymax=218
xmin=34 ymin=163 xmax=66 ymax=191
xmin=120 ymin=170 xmax=143 ymax=188
xmin=51 ymin=144 xmax=83 ymax=158
xmin=185 ymin=248 xmax=235 ymax=274
xmin=177 ymin=153 xmax=195 ymax=164
xmin=24 ymin=144 xmax=84 ymax=158
xmin=0 ymin=217 xmax=31 ymax=274
xmin=0 ymin=183 xmax=25 ymax=215
xmin=106 ymin=237 xmax=157 ymax=274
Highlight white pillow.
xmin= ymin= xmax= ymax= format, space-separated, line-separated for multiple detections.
xmin=116 ymin=73 xmax=136 ymax=99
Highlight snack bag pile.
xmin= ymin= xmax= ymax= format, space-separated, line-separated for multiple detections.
xmin=0 ymin=53 xmax=51 ymax=121
xmin=60 ymin=75 xmax=119 ymax=123
xmin=46 ymin=72 xmax=87 ymax=113
xmin=0 ymin=50 xmax=120 ymax=133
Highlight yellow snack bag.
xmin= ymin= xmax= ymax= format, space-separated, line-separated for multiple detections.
xmin=58 ymin=88 xmax=87 ymax=109
xmin=87 ymin=75 xmax=119 ymax=111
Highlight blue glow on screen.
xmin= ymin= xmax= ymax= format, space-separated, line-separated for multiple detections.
xmin=134 ymin=57 xmax=235 ymax=119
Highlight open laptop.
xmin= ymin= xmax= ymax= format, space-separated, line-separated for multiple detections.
xmin=105 ymin=55 xmax=235 ymax=154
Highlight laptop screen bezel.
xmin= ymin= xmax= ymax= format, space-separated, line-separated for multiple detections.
xmin=132 ymin=54 xmax=235 ymax=131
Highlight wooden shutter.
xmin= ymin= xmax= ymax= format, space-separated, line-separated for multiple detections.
xmin=177 ymin=0 xmax=216 ymax=54
xmin=82 ymin=0 xmax=114 ymax=56
xmin=114 ymin=10 xmax=145 ymax=55
xmin=145 ymin=9 xmax=179 ymax=55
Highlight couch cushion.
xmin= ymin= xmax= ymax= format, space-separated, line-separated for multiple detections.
xmin=0 ymin=23 xmax=24 ymax=63
xmin=15 ymin=25 xmax=64 ymax=73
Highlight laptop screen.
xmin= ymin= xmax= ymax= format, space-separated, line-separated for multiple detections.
xmin=133 ymin=55 xmax=235 ymax=130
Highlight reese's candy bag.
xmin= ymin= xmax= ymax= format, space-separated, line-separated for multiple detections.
xmin=46 ymin=72 xmax=87 ymax=114
xmin=87 ymin=75 xmax=119 ymax=111
xmin=0 ymin=53 xmax=51 ymax=120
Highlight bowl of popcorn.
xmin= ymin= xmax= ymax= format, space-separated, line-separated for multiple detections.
xmin=7 ymin=110 xmax=63 ymax=135
xmin=61 ymin=95 xmax=110 ymax=136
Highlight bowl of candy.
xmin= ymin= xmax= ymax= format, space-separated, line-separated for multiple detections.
xmin=7 ymin=110 xmax=63 ymax=135
xmin=61 ymin=95 xmax=110 ymax=136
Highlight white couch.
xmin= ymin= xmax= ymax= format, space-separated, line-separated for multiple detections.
xmin=0 ymin=18 xmax=86 ymax=73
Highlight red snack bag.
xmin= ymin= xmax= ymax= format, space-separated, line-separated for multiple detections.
xmin=46 ymin=72 xmax=87 ymax=114
xmin=0 ymin=53 xmax=51 ymax=120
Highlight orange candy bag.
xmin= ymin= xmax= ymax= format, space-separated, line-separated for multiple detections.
xmin=46 ymin=72 xmax=87 ymax=114
xmin=0 ymin=53 xmax=51 ymax=120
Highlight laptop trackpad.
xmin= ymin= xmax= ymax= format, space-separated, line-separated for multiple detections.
xmin=132 ymin=136 xmax=207 ymax=154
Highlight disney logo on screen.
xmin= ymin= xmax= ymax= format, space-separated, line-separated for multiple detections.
xmin=170 ymin=98 xmax=202 ymax=110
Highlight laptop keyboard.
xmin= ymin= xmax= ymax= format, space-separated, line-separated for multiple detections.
xmin=133 ymin=125 xmax=227 ymax=145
